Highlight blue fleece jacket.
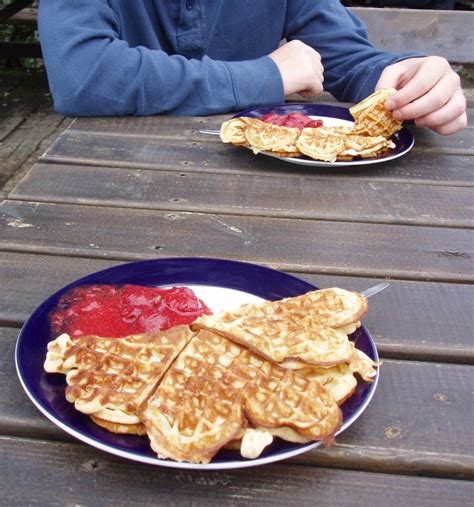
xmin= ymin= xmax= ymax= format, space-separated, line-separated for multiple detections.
xmin=38 ymin=0 xmax=422 ymax=116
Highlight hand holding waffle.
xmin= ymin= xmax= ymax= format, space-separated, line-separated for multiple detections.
xmin=377 ymin=56 xmax=467 ymax=135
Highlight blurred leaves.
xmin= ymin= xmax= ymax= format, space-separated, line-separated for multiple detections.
xmin=0 ymin=0 xmax=42 ymax=69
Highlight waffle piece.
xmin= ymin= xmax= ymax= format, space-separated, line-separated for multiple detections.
xmin=348 ymin=342 xmax=380 ymax=382
xmin=350 ymin=88 xmax=403 ymax=138
xmin=196 ymin=288 xmax=367 ymax=331
xmin=195 ymin=314 xmax=354 ymax=366
xmin=296 ymin=127 xmax=346 ymax=162
xmin=338 ymin=132 xmax=395 ymax=159
xmin=90 ymin=416 xmax=148 ymax=435
xmin=220 ymin=117 xmax=302 ymax=155
xmin=44 ymin=326 xmax=195 ymax=433
xmin=193 ymin=288 xmax=367 ymax=366
xmin=282 ymin=340 xmax=379 ymax=405
xmin=243 ymin=118 xmax=302 ymax=156
xmin=141 ymin=330 xmax=341 ymax=463
xmin=295 ymin=363 xmax=357 ymax=405
xmin=219 ymin=117 xmax=251 ymax=146
xmin=224 ymin=425 xmax=310 ymax=456
xmin=296 ymin=126 xmax=394 ymax=162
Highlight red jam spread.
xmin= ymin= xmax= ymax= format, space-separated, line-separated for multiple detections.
xmin=260 ymin=112 xmax=323 ymax=129
xmin=49 ymin=284 xmax=212 ymax=338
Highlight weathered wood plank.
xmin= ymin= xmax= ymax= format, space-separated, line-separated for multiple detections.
xmin=0 ymin=98 xmax=73 ymax=194
xmin=62 ymin=116 xmax=474 ymax=155
xmin=0 ymin=327 xmax=68 ymax=441
xmin=350 ymin=7 xmax=474 ymax=64
xmin=0 ymin=74 xmax=49 ymax=142
xmin=67 ymin=112 xmax=473 ymax=140
xmin=311 ymin=358 xmax=474 ymax=478
xmin=2 ymin=437 xmax=472 ymax=507
xmin=0 ymin=201 xmax=473 ymax=282
xmin=412 ymin=127 xmax=473 ymax=153
xmin=40 ymin=130 xmax=474 ymax=186
xmin=1 ymin=253 xmax=472 ymax=361
xmin=300 ymin=274 xmax=474 ymax=364
xmin=10 ymin=162 xmax=474 ymax=228
xmin=3 ymin=320 xmax=472 ymax=478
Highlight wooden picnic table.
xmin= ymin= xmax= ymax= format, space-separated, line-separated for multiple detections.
xmin=0 ymin=94 xmax=473 ymax=505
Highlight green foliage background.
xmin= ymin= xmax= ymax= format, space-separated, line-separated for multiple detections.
xmin=0 ymin=0 xmax=42 ymax=69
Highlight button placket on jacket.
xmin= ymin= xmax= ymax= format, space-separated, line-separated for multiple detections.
xmin=177 ymin=0 xmax=204 ymax=57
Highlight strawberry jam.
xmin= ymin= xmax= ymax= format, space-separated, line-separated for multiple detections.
xmin=260 ymin=112 xmax=323 ymax=129
xmin=49 ymin=284 xmax=212 ymax=338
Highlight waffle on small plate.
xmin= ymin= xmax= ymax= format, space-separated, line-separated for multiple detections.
xmin=219 ymin=88 xmax=403 ymax=163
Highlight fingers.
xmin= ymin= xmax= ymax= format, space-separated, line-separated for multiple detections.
xmin=376 ymin=57 xmax=421 ymax=93
xmin=427 ymin=112 xmax=468 ymax=135
xmin=415 ymin=89 xmax=468 ymax=135
xmin=384 ymin=57 xmax=450 ymax=112
xmin=376 ymin=59 xmax=413 ymax=91
xmin=377 ymin=56 xmax=467 ymax=135
xmin=390 ymin=70 xmax=460 ymax=121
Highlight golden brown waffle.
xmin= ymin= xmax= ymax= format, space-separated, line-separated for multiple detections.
xmin=194 ymin=314 xmax=354 ymax=366
xmin=193 ymin=288 xmax=368 ymax=367
xmin=140 ymin=330 xmax=341 ymax=463
xmin=196 ymin=288 xmax=367 ymax=331
xmin=296 ymin=127 xmax=346 ymax=162
xmin=339 ymin=133 xmax=395 ymax=159
xmin=220 ymin=117 xmax=301 ymax=156
xmin=295 ymin=363 xmax=357 ymax=405
xmin=350 ymin=88 xmax=402 ymax=138
xmin=44 ymin=326 xmax=195 ymax=433
xmin=348 ymin=343 xmax=380 ymax=382
xmin=90 ymin=416 xmax=148 ymax=435
xmin=296 ymin=127 xmax=395 ymax=162
xmin=243 ymin=118 xmax=301 ymax=155
xmin=188 ymin=329 xmax=379 ymax=458
xmin=219 ymin=117 xmax=251 ymax=146
xmin=44 ymin=284 xmax=378 ymax=464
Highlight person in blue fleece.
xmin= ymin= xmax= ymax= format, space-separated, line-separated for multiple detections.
xmin=38 ymin=0 xmax=466 ymax=135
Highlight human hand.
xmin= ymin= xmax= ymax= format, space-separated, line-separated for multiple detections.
xmin=269 ymin=40 xmax=324 ymax=98
xmin=376 ymin=56 xmax=467 ymax=135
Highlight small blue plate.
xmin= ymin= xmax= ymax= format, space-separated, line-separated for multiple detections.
xmin=233 ymin=103 xmax=414 ymax=167
xmin=16 ymin=257 xmax=379 ymax=470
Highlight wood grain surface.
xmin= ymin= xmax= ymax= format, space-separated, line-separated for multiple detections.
xmin=2 ymin=436 xmax=472 ymax=507
xmin=1 ymin=200 xmax=472 ymax=281
xmin=10 ymin=162 xmax=474 ymax=227
xmin=1 ymin=78 xmax=473 ymax=504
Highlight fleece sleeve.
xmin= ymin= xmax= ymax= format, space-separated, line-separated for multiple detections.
xmin=38 ymin=0 xmax=284 ymax=116
xmin=284 ymin=0 xmax=425 ymax=103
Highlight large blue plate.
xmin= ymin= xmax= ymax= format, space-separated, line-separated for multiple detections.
xmin=16 ymin=257 xmax=379 ymax=470
xmin=233 ymin=103 xmax=414 ymax=167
